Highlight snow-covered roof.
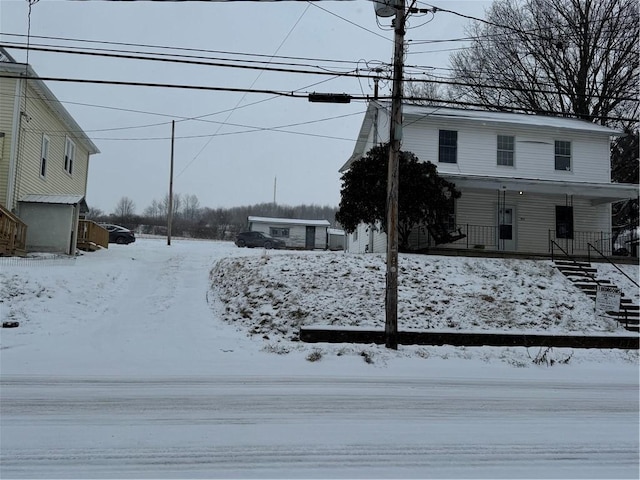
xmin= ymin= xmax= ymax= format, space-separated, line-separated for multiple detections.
xmin=401 ymin=103 xmax=621 ymax=136
xmin=328 ymin=228 xmax=345 ymax=236
xmin=19 ymin=194 xmax=88 ymax=213
xmin=19 ymin=194 xmax=86 ymax=205
xmin=248 ymin=216 xmax=331 ymax=227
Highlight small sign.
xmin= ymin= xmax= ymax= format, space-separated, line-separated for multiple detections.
xmin=595 ymin=285 xmax=620 ymax=317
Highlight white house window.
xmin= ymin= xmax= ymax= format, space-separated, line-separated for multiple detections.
xmin=270 ymin=227 xmax=289 ymax=238
xmin=438 ymin=130 xmax=458 ymax=163
xmin=64 ymin=137 xmax=75 ymax=175
xmin=555 ymin=140 xmax=571 ymax=171
xmin=40 ymin=134 xmax=49 ymax=178
xmin=497 ymin=135 xmax=514 ymax=166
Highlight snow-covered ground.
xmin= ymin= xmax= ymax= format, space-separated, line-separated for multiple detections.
xmin=1 ymin=237 xmax=638 ymax=478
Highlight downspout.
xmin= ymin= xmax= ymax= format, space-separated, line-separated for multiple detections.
xmin=7 ymin=77 xmax=22 ymax=211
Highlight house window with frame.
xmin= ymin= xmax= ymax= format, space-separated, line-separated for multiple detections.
xmin=554 ymin=140 xmax=571 ymax=171
xmin=40 ymin=134 xmax=49 ymax=178
xmin=269 ymin=227 xmax=289 ymax=238
xmin=497 ymin=135 xmax=514 ymax=166
xmin=438 ymin=130 xmax=458 ymax=163
xmin=64 ymin=137 xmax=75 ymax=175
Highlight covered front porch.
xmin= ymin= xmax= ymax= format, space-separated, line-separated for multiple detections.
xmin=409 ymin=174 xmax=639 ymax=258
xmin=415 ymin=224 xmax=638 ymax=259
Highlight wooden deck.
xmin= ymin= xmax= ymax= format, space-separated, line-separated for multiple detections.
xmin=0 ymin=204 xmax=27 ymax=257
xmin=77 ymin=220 xmax=109 ymax=251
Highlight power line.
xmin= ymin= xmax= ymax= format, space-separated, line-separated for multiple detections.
xmin=0 ymin=31 xmax=372 ymax=68
xmin=1 ymin=43 xmax=379 ymax=79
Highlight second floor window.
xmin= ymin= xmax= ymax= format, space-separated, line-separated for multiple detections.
xmin=64 ymin=137 xmax=75 ymax=175
xmin=270 ymin=227 xmax=289 ymax=238
xmin=497 ymin=135 xmax=514 ymax=166
xmin=439 ymin=130 xmax=458 ymax=163
xmin=40 ymin=135 xmax=49 ymax=178
xmin=555 ymin=140 xmax=571 ymax=171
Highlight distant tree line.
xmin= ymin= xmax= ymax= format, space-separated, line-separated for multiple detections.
xmin=86 ymin=194 xmax=339 ymax=240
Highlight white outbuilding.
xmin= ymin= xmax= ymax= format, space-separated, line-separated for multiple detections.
xmin=247 ymin=216 xmax=331 ymax=250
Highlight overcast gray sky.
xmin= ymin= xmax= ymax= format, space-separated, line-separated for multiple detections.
xmin=1 ymin=0 xmax=492 ymax=214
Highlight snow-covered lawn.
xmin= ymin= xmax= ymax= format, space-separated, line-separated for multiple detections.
xmin=1 ymin=237 xmax=638 ymax=478
xmin=1 ymin=236 xmax=638 ymax=370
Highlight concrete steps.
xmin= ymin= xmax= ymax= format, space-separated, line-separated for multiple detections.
xmin=554 ymin=259 xmax=639 ymax=333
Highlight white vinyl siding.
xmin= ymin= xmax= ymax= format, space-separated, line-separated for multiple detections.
xmin=40 ymin=134 xmax=49 ymax=178
xmin=401 ymin=119 xmax=609 ymax=183
xmin=251 ymin=221 xmax=328 ymax=249
xmin=443 ymin=190 xmax=611 ymax=255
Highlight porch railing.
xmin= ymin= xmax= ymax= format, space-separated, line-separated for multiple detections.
xmin=0 ymin=204 xmax=27 ymax=256
xmin=417 ymin=223 xmax=637 ymax=258
xmin=77 ymin=220 xmax=109 ymax=251
xmin=548 ymin=230 xmax=638 ymax=257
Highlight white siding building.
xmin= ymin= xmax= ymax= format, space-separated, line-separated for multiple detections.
xmin=248 ymin=216 xmax=331 ymax=250
xmin=341 ymin=101 xmax=638 ymax=256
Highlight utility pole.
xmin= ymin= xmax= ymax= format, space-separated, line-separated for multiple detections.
xmin=167 ymin=120 xmax=175 ymax=246
xmin=385 ymin=0 xmax=406 ymax=350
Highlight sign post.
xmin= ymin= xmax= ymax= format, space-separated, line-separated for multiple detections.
xmin=595 ymin=285 xmax=621 ymax=320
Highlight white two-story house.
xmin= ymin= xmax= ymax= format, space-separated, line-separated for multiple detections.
xmin=341 ymin=101 xmax=638 ymax=256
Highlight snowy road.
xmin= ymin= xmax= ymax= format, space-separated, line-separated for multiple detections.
xmin=1 ymin=374 xmax=638 ymax=478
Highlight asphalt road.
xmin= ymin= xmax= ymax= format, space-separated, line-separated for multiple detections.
xmin=1 ymin=374 xmax=638 ymax=479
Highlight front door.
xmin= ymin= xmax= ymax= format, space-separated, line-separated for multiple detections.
xmin=305 ymin=226 xmax=316 ymax=249
xmin=497 ymin=206 xmax=516 ymax=251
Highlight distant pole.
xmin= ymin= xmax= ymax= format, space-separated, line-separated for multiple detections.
xmin=167 ymin=120 xmax=175 ymax=246
xmin=273 ymin=177 xmax=277 ymax=205
xmin=385 ymin=0 xmax=406 ymax=350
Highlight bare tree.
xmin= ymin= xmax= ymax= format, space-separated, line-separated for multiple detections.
xmin=449 ymin=0 xmax=639 ymax=127
xmin=161 ymin=193 xmax=182 ymax=218
xmin=113 ymin=196 xmax=135 ymax=218
xmin=404 ymin=74 xmax=450 ymax=106
xmin=86 ymin=207 xmax=104 ymax=220
xmin=182 ymin=194 xmax=201 ymax=222
xmin=143 ymin=199 xmax=163 ymax=220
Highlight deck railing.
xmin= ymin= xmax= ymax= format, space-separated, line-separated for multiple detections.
xmin=0 ymin=204 xmax=27 ymax=256
xmin=77 ymin=220 xmax=109 ymax=251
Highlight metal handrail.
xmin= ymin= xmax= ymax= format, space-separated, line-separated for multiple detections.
xmin=588 ymin=242 xmax=639 ymax=289
xmin=550 ymin=239 xmax=606 ymax=287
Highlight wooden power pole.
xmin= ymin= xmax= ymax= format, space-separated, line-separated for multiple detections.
xmin=167 ymin=120 xmax=175 ymax=246
xmin=385 ymin=0 xmax=406 ymax=350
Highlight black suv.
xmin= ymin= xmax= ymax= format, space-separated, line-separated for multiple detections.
xmin=235 ymin=231 xmax=285 ymax=249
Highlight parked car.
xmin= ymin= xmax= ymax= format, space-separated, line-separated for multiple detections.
xmin=235 ymin=231 xmax=285 ymax=249
xmin=99 ymin=224 xmax=136 ymax=245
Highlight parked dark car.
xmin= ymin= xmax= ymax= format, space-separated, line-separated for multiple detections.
xmin=235 ymin=231 xmax=285 ymax=249
xmin=99 ymin=224 xmax=136 ymax=245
